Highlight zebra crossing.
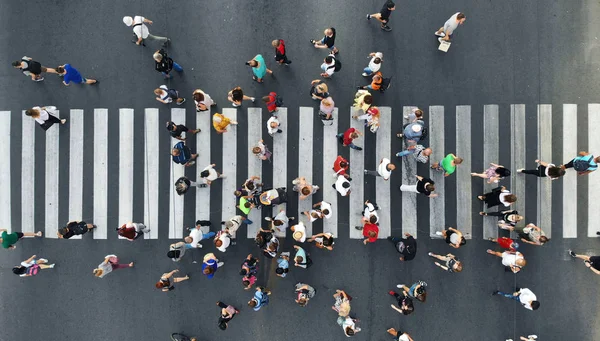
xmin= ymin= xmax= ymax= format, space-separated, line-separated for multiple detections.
xmin=0 ymin=104 xmax=598 ymax=240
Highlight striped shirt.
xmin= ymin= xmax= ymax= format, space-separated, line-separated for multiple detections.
xmin=412 ymin=145 xmax=429 ymax=163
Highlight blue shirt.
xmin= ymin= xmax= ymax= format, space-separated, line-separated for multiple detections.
xmin=252 ymin=291 xmax=269 ymax=311
xmin=294 ymin=247 xmax=307 ymax=268
xmin=172 ymin=142 xmax=191 ymax=164
xmin=63 ymin=64 xmax=83 ymax=84
xmin=277 ymin=258 xmax=289 ymax=277
xmin=202 ymin=259 xmax=218 ymax=279
xmin=403 ymin=122 xmax=424 ymax=141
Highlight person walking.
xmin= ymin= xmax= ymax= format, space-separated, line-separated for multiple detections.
xmin=428 ymin=252 xmax=463 ymax=273
xmin=400 ymin=175 xmax=438 ymax=198
xmin=337 ymin=127 xmax=363 ymax=150
xmin=214 ymin=229 xmax=232 ymax=253
xmin=479 ymin=210 xmax=523 ymax=230
xmin=338 ymin=316 xmax=362 ymax=337
xmin=276 ymin=252 xmax=290 ymax=277
xmin=58 ymin=220 xmax=95 ymax=239
xmin=362 ymin=200 xmax=379 ymax=224
xmin=358 ymin=72 xmax=383 ymax=92
xmin=292 ymin=176 xmax=320 ymax=200
xmin=116 ymin=222 xmax=149 ymax=241
xmin=310 ymin=79 xmax=330 ymax=100
xmin=435 ymin=227 xmax=466 ymax=248
xmin=213 ymin=112 xmax=238 ymax=133
xmin=431 ymin=153 xmax=463 ymax=177
xmin=362 ymin=52 xmax=383 ymax=76
xmin=294 ymin=283 xmax=317 ymax=307
xmin=166 ymin=121 xmax=200 ymax=141
xmin=262 ymin=92 xmax=281 ymax=114
xmin=310 ymin=27 xmax=338 ymax=54
xmin=247 ymin=54 xmax=273 ymax=83
xmin=216 ymin=301 xmax=240 ymax=331
xmin=156 ymin=269 xmax=189 ymax=292
xmin=435 ymin=12 xmax=467 ymax=43
xmin=563 ymin=151 xmax=600 ymax=175
xmin=167 ymin=241 xmax=187 ymax=262
xmin=319 ymin=97 xmax=335 ymax=123
xmin=93 ymin=255 xmax=133 ymax=278
xmin=320 ymin=54 xmax=341 ymax=78
xmin=332 ymin=289 xmax=352 ymax=317
xmin=227 ymin=87 xmax=255 ymax=107
xmin=307 ymin=232 xmax=335 ymax=251
xmin=252 ymin=139 xmax=272 ymax=161
xmin=265 ymin=209 xmax=293 ymax=233
xmin=291 ymin=222 xmax=308 ymax=243
xmin=294 ymin=245 xmax=312 ymax=268
xmin=388 ymin=287 xmax=414 ymax=315
xmin=171 ymin=141 xmax=198 ymax=167
xmin=364 ymin=157 xmax=395 ymax=180
xmin=240 ymin=253 xmax=260 ymax=277
xmin=487 ymin=249 xmax=526 ymax=273
xmin=388 ymin=232 xmax=417 ymax=261
xmin=123 ymin=15 xmax=169 ymax=47
xmin=334 ymin=174 xmax=352 ymax=196
xmin=222 ymin=215 xmax=253 ymax=244
xmin=516 ymin=223 xmax=549 ymax=246
xmin=397 ymin=121 xmax=425 ymax=147
xmin=396 ymin=144 xmax=432 ymax=164
xmin=272 ymin=39 xmax=292 ymax=65
xmin=568 ymin=250 xmax=600 ymax=275
xmin=25 ymin=106 xmax=66 ymax=130
xmin=200 ymin=163 xmax=226 ymax=185
xmin=153 ymin=49 xmax=182 ymax=79
xmin=0 ymin=229 xmax=42 ymax=250
xmin=471 ymin=163 xmax=511 ymax=184
xmin=193 ymin=89 xmax=216 ymax=112
xmin=184 ymin=220 xmax=216 ymax=248
xmin=266 ymin=115 xmax=283 ymax=136
xmin=518 ymin=159 xmax=566 ymax=179
xmin=12 ymin=255 xmax=55 ymax=277
xmin=313 ymin=201 xmax=333 ymax=220
xmin=353 ymin=89 xmax=373 ymax=113
xmin=248 ymin=287 xmax=271 ymax=311
xmin=353 ymin=106 xmax=380 ymax=133
xmin=518 ymin=335 xmax=539 ymax=341
xmin=175 ymin=175 xmax=204 ymax=194
xmin=12 ymin=56 xmax=55 ymax=81
xmin=478 ymin=186 xmax=517 ymax=208
xmin=202 ymin=253 xmax=224 ymax=279
xmin=367 ymin=0 xmax=396 ymax=31
xmin=241 ymin=268 xmax=257 ymax=290
xmin=397 ymin=281 xmax=427 ymax=303
xmin=404 ymin=107 xmax=425 ymax=123
xmin=56 ymin=64 xmax=98 ymax=86
xmin=356 ymin=221 xmax=379 ymax=245
xmin=333 ymin=155 xmax=350 ymax=177
xmin=488 ymin=237 xmax=519 ymax=251
xmin=155 ymin=85 xmax=186 ymax=105
xmin=492 ymin=287 xmax=540 ymax=311
xmin=387 ymin=328 xmax=415 ymax=341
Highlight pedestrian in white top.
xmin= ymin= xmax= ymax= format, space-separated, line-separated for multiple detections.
xmin=314 ymin=201 xmax=333 ymax=219
xmin=123 ymin=15 xmax=169 ymax=47
xmin=492 ymin=287 xmax=539 ymax=311
xmin=184 ymin=220 xmax=216 ymax=249
xmin=334 ymin=175 xmax=352 ymax=196
xmin=12 ymin=255 xmax=55 ymax=277
xmin=266 ymin=210 xmax=294 ymax=233
xmin=320 ymin=54 xmax=338 ymax=78
xmin=362 ymin=200 xmax=379 ymax=224
xmin=387 ymin=328 xmax=414 ymax=341
xmin=362 ymin=52 xmax=383 ymax=76
xmin=25 ymin=106 xmax=66 ymax=131
xmin=487 ymin=249 xmax=526 ymax=273
xmin=338 ymin=315 xmax=361 ymax=337
xmin=222 ymin=215 xmax=252 ymax=243
xmin=200 ymin=163 xmax=225 ymax=185
xmin=303 ymin=209 xmax=323 ymax=222
xmin=267 ymin=116 xmax=283 ymax=135
xmin=291 ymin=222 xmax=307 ymax=242
xmin=193 ymin=89 xmax=216 ymax=112
xmin=214 ymin=229 xmax=232 ymax=252
xmin=434 ymin=12 xmax=466 ymax=43
xmin=365 ymin=158 xmax=395 ymax=180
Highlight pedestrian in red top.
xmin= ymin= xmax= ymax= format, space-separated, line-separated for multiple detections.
xmin=272 ymin=39 xmax=292 ymax=65
xmin=336 ymin=128 xmax=363 ymax=151
xmin=355 ymin=222 xmax=379 ymax=245
xmin=333 ymin=155 xmax=350 ymax=176
xmin=488 ymin=237 xmax=518 ymax=251
xmin=116 ymin=222 xmax=151 ymax=241
xmin=262 ymin=92 xmax=280 ymax=114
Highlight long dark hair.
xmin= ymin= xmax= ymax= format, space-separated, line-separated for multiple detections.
xmin=495 ymin=167 xmax=511 ymax=178
xmin=12 ymin=266 xmax=26 ymax=275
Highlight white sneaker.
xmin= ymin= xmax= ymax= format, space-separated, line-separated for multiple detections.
xmin=428 ymin=252 xmax=433 ymax=257
xmin=196 ymin=243 xmax=203 ymax=248
xmin=361 ymin=72 xmax=369 ymax=77
xmin=250 ymin=97 xmax=256 ymax=102
xmin=434 ymin=31 xmax=445 ymax=37
xmin=435 ymin=231 xmax=443 ymax=236
xmin=396 ymin=284 xmax=405 ymax=288
xmin=438 ymin=37 xmax=445 ymax=44
xmin=232 ymin=102 xmax=241 ymax=107
xmin=48 ymin=264 xmax=55 ymax=268
xmin=217 ymin=262 xmax=225 ymax=267
xmin=38 ymin=258 xmax=49 ymax=263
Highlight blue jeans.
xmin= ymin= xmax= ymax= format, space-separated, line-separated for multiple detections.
xmin=497 ymin=291 xmax=520 ymax=302
xmin=396 ymin=149 xmax=414 ymax=158
xmin=337 ymin=133 xmax=361 ymax=150
xmin=363 ymin=67 xmax=373 ymax=75
xmin=203 ymin=231 xmax=216 ymax=239
xmin=162 ymin=61 xmax=183 ymax=77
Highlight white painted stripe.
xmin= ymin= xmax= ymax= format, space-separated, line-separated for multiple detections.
xmin=169 ymin=108 xmax=186 ymax=239
xmin=144 ymin=109 xmax=159 ymax=239
xmin=349 ymin=107 xmax=365 ymax=239
xmin=562 ymin=104 xmax=577 ymax=238
xmin=21 ymin=112 xmax=35 ymax=233
xmin=298 ymin=107 xmax=314 ymax=238
xmin=93 ymin=109 xmax=108 ymax=239
xmin=196 ymin=107 xmax=211 ymax=228
xmin=401 ymin=106 xmax=417 ymax=238
xmin=322 ymin=108 xmax=338 ymax=236
xmin=375 ymin=106 xmax=392 ymax=238
xmin=429 ymin=106 xmax=445 ymax=236
xmin=273 ymin=108 xmax=288 ymax=238
xmin=45 ymin=110 xmax=60 ymax=238
xmin=221 ymin=109 xmax=238 ymax=225
xmin=0 ymin=112 xmax=11 ymax=232
xmin=483 ymin=105 xmax=499 ymax=240
xmin=455 ymin=105 xmax=472 ymax=239
xmin=247 ymin=108 xmax=263 ymax=238
xmin=118 ymin=109 xmax=135 ymax=239
xmin=537 ymin=104 xmax=552 ymax=238
xmin=588 ymin=104 xmax=600 ymax=237
xmin=68 ymin=110 xmax=84 ymax=239
xmin=510 ymin=104 xmax=526 ymax=239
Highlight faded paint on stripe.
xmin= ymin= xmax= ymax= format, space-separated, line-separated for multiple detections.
xmin=562 ymin=104 xmax=577 ymax=238
xmin=483 ymin=105 xmax=499 ymax=240
xmin=429 ymin=106 xmax=445 ymax=236
xmin=510 ymin=105 xmax=526 ymax=239
xmin=273 ymin=108 xmax=288 ymax=238
xmin=21 ymin=112 xmax=35 ymax=233
xmin=68 ymin=110 xmax=84 ymax=239
xmin=349 ymin=107 xmax=365 ymax=239
xmin=93 ymin=109 xmax=109 ymax=239
xmin=45 ymin=110 xmax=60 ymax=238
xmin=455 ymin=105 xmax=472 ymax=239
xmin=588 ymin=104 xmax=600 ymax=237
xmin=118 ymin=109 xmax=135 ymax=238
xmin=537 ymin=104 xmax=552 ymax=238
xmin=0 ymin=112 xmax=10 ymax=232
xmin=322 ymin=108 xmax=338 ymax=236
xmin=221 ymin=109 xmax=238 ymax=224
xmin=144 ymin=108 xmax=160 ymax=239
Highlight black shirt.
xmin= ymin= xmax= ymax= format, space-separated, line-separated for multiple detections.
xmin=323 ymin=28 xmax=336 ymax=48
xmin=169 ymin=124 xmax=189 ymax=138
xmin=155 ymin=49 xmax=174 ymax=73
xmin=416 ymin=178 xmax=434 ymax=196
xmin=396 ymin=236 xmax=417 ymax=261
xmin=380 ymin=2 xmax=393 ymax=20
xmin=589 ymin=256 xmax=600 ymax=271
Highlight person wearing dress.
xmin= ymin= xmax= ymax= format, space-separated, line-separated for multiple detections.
xmin=252 ymin=140 xmax=272 ymax=161
xmin=25 ymin=106 xmax=66 ymax=131
xmin=212 ymin=113 xmax=238 ymax=134
xmin=247 ymin=54 xmax=273 ymax=83
xmin=471 ymin=162 xmax=511 ymax=184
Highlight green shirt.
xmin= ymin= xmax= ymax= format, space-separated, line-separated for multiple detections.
xmin=239 ymin=197 xmax=251 ymax=215
xmin=441 ymin=154 xmax=456 ymax=175
xmin=1 ymin=231 xmax=19 ymax=248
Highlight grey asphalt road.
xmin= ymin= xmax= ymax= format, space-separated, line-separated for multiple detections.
xmin=0 ymin=1 xmax=599 ymax=341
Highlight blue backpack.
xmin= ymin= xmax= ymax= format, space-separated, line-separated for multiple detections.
xmin=573 ymin=155 xmax=597 ymax=172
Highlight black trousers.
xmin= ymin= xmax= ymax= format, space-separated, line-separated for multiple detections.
xmin=39 ymin=114 xmax=61 ymax=131
xmin=521 ymin=165 xmax=547 ymax=177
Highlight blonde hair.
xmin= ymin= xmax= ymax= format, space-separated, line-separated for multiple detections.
xmin=271 ymin=40 xmax=279 ymax=48
xmin=154 ymin=88 xmax=163 ymax=96
xmin=153 ymin=52 xmax=163 ymax=61
xmin=93 ymin=269 xmax=103 ymax=277
xmin=322 ymin=98 xmax=332 ymax=106
xmin=317 ymin=83 xmax=328 ymax=93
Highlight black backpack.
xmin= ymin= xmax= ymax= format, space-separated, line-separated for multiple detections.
xmin=275 ymin=95 xmax=284 ymax=106
xmin=332 ymin=58 xmax=342 ymax=72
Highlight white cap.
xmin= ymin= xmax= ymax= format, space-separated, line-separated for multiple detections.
xmin=123 ymin=16 xmax=133 ymax=26
xmin=411 ymin=124 xmax=422 ymax=133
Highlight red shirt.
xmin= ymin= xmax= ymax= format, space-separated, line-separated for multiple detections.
xmin=118 ymin=225 xmax=136 ymax=240
xmin=497 ymin=237 xmax=515 ymax=250
xmin=362 ymin=223 xmax=379 ymax=242
xmin=276 ymin=40 xmax=286 ymax=56
xmin=266 ymin=92 xmax=278 ymax=112
xmin=342 ymin=128 xmax=357 ymax=146
xmin=333 ymin=156 xmax=349 ymax=175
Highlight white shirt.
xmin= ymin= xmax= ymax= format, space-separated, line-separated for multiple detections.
xmin=335 ymin=175 xmax=351 ymax=196
xmin=320 ymin=201 xmax=333 ymax=219
xmin=363 ymin=203 xmax=379 ymax=223
xmin=444 ymin=12 xmax=461 ymax=35
xmin=398 ymin=334 xmax=410 ymax=341
xmin=215 ymin=231 xmax=231 ymax=252
xmin=273 ymin=211 xmax=290 ymax=230
xmin=499 ymin=191 xmax=512 ymax=207
xmin=132 ymin=16 xmax=150 ymax=39
xmin=341 ymin=317 xmax=356 ymax=337
xmin=378 ymin=158 xmax=393 ymax=180
xmin=158 ymin=85 xmax=172 ymax=103
xmin=267 ymin=116 xmax=280 ymax=136
xmin=368 ymin=52 xmax=383 ymax=72
xmin=307 ymin=209 xmax=322 ymax=222
xmin=501 ymin=251 xmax=524 ymax=267
xmin=188 ymin=228 xmax=204 ymax=248
xmin=292 ymin=223 xmax=307 ymax=242
xmin=518 ymin=288 xmax=537 ymax=310
xmin=202 ymin=165 xmax=218 ymax=181
xmin=33 ymin=106 xmax=49 ymax=124
xmin=321 ymin=57 xmax=336 ymax=76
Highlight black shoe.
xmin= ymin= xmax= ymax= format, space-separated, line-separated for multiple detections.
xmin=597 ymin=231 xmax=600 ymax=236
xmin=387 ymin=236 xmax=393 ymax=241
xmin=491 ymin=290 xmax=499 ymax=296
xmin=568 ymin=250 xmax=577 ymax=258
xmin=515 ymin=287 xmax=521 ymax=292
xmin=355 ymin=147 xmax=363 ymax=151
xmin=221 ymin=221 xmax=226 ymax=225
xmin=285 ymin=60 xmax=292 ymax=65
xmin=381 ymin=25 xmax=392 ymax=32
xmin=357 ymin=86 xmax=362 ymax=90
xmin=347 ymin=177 xmax=352 ymax=181
xmin=366 ymin=14 xmax=371 ymax=20
xmin=310 ymin=39 xmax=316 ymax=44
xmin=277 ymin=129 xmax=282 ymax=133
xmin=355 ymin=226 xmax=363 ymax=230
